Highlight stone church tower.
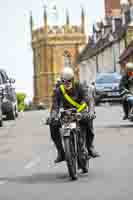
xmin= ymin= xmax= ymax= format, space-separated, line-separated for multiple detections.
xmin=30 ymin=7 xmax=86 ymax=106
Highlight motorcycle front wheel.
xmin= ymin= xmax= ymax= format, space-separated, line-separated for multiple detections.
xmin=64 ymin=136 xmax=78 ymax=180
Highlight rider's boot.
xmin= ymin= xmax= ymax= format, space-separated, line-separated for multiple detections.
xmin=54 ymin=139 xmax=65 ymax=163
xmin=49 ymin=124 xmax=65 ymax=163
xmin=123 ymin=114 xmax=128 ymax=120
xmin=122 ymin=100 xmax=128 ymax=120
xmin=54 ymin=149 xmax=65 ymax=163
xmin=88 ymin=146 xmax=100 ymax=158
xmin=82 ymin=167 xmax=88 ymax=174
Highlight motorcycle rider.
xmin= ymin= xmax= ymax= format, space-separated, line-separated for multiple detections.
xmin=49 ymin=67 xmax=99 ymax=164
xmin=119 ymin=62 xmax=133 ymax=120
xmin=84 ymin=81 xmax=98 ymax=158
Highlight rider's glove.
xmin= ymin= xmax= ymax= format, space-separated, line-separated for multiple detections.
xmin=120 ymin=89 xmax=130 ymax=96
xmin=88 ymin=112 xmax=96 ymax=120
xmin=80 ymin=111 xmax=90 ymax=124
xmin=80 ymin=111 xmax=96 ymax=124
xmin=49 ymin=111 xmax=59 ymax=126
xmin=45 ymin=116 xmax=50 ymax=125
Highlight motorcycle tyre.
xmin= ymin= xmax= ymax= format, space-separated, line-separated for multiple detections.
xmin=64 ymin=137 xmax=78 ymax=181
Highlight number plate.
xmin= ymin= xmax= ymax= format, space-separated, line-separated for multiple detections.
xmin=60 ymin=122 xmax=76 ymax=136
xmin=69 ymin=122 xmax=76 ymax=129
xmin=108 ymin=92 xmax=119 ymax=96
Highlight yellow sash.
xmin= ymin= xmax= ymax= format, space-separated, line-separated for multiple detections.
xmin=59 ymin=84 xmax=87 ymax=112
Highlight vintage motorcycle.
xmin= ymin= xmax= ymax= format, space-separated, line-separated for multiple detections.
xmin=127 ymin=94 xmax=133 ymax=121
xmin=59 ymin=108 xmax=89 ymax=180
xmin=122 ymin=88 xmax=133 ymax=122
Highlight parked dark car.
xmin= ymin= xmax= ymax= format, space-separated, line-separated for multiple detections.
xmin=94 ymin=72 xmax=122 ymax=104
xmin=0 ymin=69 xmax=18 ymax=120
xmin=0 ymin=89 xmax=3 ymax=126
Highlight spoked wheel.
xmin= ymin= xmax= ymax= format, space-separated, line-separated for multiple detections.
xmin=64 ymin=137 xmax=78 ymax=180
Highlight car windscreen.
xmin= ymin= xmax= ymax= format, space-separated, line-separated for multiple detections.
xmin=96 ymin=75 xmax=121 ymax=84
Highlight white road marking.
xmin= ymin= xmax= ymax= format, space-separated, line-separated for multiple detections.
xmin=24 ymin=157 xmax=41 ymax=169
xmin=0 ymin=181 xmax=7 ymax=185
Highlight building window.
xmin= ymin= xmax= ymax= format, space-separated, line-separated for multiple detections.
xmin=63 ymin=50 xmax=71 ymax=67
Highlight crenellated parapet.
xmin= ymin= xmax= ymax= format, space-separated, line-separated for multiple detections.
xmin=31 ymin=25 xmax=86 ymax=48
xmin=30 ymin=6 xmax=86 ymax=46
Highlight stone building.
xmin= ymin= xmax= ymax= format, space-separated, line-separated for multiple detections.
xmin=76 ymin=17 xmax=127 ymax=85
xmin=76 ymin=0 xmax=132 ymax=85
xmin=30 ymin=7 xmax=86 ymax=106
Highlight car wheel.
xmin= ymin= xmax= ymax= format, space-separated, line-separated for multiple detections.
xmin=7 ymin=105 xmax=16 ymax=120
xmin=0 ymin=106 xmax=3 ymax=126
xmin=15 ymin=108 xmax=18 ymax=118
xmin=15 ymin=112 xmax=18 ymax=117
xmin=0 ymin=119 xmax=3 ymax=127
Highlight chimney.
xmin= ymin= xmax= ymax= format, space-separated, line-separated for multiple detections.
xmin=120 ymin=0 xmax=130 ymax=25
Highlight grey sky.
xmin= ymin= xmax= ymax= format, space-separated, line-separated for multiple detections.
xmin=0 ymin=0 xmax=104 ymax=100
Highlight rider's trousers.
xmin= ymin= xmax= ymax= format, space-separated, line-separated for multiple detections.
xmin=49 ymin=119 xmax=94 ymax=156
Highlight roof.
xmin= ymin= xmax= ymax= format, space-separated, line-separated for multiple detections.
xmin=76 ymin=25 xmax=127 ymax=64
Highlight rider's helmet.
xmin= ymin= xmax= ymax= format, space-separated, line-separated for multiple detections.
xmin=126 ymin=62 xmax=133 ymax=77
xmin=61 ymin=67 xmax=74 ymax=90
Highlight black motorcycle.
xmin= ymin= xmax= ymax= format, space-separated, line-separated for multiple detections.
xmin=127 ymin=94 xmax=133 ymax=121
xmin=59 ymin=108 xmax=89 ymax=180
xmin=122 ymin=88 xmax=133 ymax=122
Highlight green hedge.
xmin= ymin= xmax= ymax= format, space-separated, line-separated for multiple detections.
xmin=16 ymin=93 xmax=26 ymax=112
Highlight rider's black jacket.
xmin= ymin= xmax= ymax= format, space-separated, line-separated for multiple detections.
xmin=50 ymin=81 xmax=94 ymax=114
xmin=119 ymin=74 xmax=133 ymax=96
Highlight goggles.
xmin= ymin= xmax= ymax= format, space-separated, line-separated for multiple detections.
xmin=127 ymin=71 xmax=133 ymax=76
xmin=62 ymin=79 xmax=72 ymax=85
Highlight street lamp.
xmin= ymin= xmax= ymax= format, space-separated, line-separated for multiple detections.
xmin=109 ymin=34 xmax=117 ymax=72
